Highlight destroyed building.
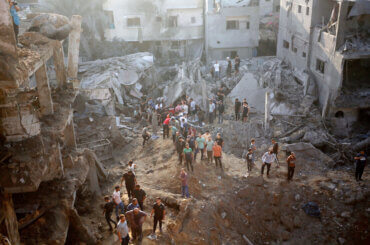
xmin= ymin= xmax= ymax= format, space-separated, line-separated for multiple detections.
xmin=259 ymin=0 xmax=280 ymax=17
xmin=205 ymin=0 xmax=260 ymax=61
xmin=277 ymin=0 xmax=370 ymax=136
xmin=102 ymin=0 xmax=204 ymax=62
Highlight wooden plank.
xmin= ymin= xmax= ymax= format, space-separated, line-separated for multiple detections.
xmin=35 ymin=63 xmax=54 ymax=115
xmin=0 ymin=191 xmax=20 ymax=244
xmin=67 ymin=15 xmax=82 ymax=86
xmin=53 ymin=41 xmax=67 ymax=87
xmin=18 ymin=207 xmax=47 ymax=230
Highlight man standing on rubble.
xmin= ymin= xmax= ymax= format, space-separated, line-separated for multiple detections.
xmin=354 ymin=151 xmax=367 ymax=181
xmin=218 ymin=101 xmax=225 ymax=124
xmin=121 ymin=170 xmax=137 ymax=200
xmin=214 ymin=61 xmax=220 ymax=80
xmin=117 ymin=214 xmax=130 ymax=245
xmin=125 ymin=208 xmax=147 ymax=241
xmin=286 ymin=152 xmax=296 ymax=181
xmin=209 ymin=99 xmax=216 ymax=124
xmin=235 ymin=55 xmax=240 ymax=75
xmin=183 ymin=143 xmax=194 ymax=172
xmin=8 ymin=0 xmax=20 ymax=45
xmin=272 ymin=139 xmax=280 ymax=168
xmin=113 ymin=186 xmax=125 ymax=221
xmin=180 ymin=168 xmax=190 ymax=198
xmin=103 ymin=196 xmax=117 ymax=231
xmin=213 ymin=142 xmax=223 ymax=170
xmin=132 ymin=184 xmax=146 ymax=211
xmin=176 ymin=137 xmax=185 ymax=165
xmin=197 ymin=105 xmax=205 ymax=126
xmin=227 ymin=57 xmax=232 ymax=77
xmin=261 ymin=150 xmax=276 ymax=177
xmin=195 ymin=133 xmax=206 ymax=162
xmin=171 ymin=124 xmax=178 ymax=143
xmin=150 ymin=197 xmax=166 ymax=237
xmin=127 ymin=198 xmax=140 ymax=212
xmin=242 ymin=102 xmax=249 ymax=122
xmin=235 ymin=98 xmax=241 ymax=121
xmin=163 ymin=115 xmax=171 ymax=139
xmin=206 ymin=137 xmax=214 ymax=164
xmin=190 ymin=98 xmax=196 ymax=119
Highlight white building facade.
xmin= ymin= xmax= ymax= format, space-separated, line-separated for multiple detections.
xmin=205 ymin=0 xmax=260 ymax=61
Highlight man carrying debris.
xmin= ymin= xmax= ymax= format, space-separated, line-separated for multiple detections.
xmin=163 ymin=115 xmax=171 ymax=139
xmin=176 ymin=137 xmax=186 ymax=165
xmin=125 ymin=208 xmax=147 ymax=241
xmin=117 ymin=214 xmax=130 ymax=245
xmin=150 ymin=197 xmax=166 ymax=237
xmin=213 ymin=142 xmax=223 ymax=170
xmin=272 ymin=139 xmax=280 ymax=168
xmin=286 ymin=152 xmax=296 ymax=181
xmin=180 ymin=168 xmax=190 ymax=198
xmin=235 ymin=98 xmax=241 ymax=121
xmin=183 ymin=143 xmax=194 ymax=172
xmin=142 ymin=127 xmax=151 ymax=146
xmin=354 ymin=151 xmax=367 ymax=181
xmin=121 ymin=170 xmax=137 ymax=200
xmin=113 ymin=186 xmax=125 ymax=221
xmin=132 ymin=184 xmax=146 ymax=211
xmin=261 ymin=150 xmax=276 ymax=177
xmin=103 ymin=195 xmax=117 ymax=231
xmin=127 ymin=198 xmax=140 ymax=212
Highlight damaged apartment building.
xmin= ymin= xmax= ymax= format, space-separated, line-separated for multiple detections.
xmin=103 ymin=0 xmax=204 ymax=62
xmin=205 ymin=0 xmax=260 ymax=61
xmin=277 ymin=0 xmax=370 ymax=137
xmin=0 ymin=2 xmax=107 ymax=244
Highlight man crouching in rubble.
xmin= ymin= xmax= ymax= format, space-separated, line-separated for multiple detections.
xmin=142 ymin=127 xmax=151 ymax=146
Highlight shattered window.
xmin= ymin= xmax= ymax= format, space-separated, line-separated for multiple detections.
xmin=293 ymin=47 xmax=297 ymax=53
xmin=298 ymin=5 xmax=302 ymax=13
xmin=104 ymin=11 xmax=115 ymax=29
xmin=226 ymin=20 xmax=239 ymax=30
xmin=283 ymin=40 xmax=289 ymax=49
xmin=246 ymin=21 xmax=250 ymax=29
xmin=306 ymin=7 xmax=310 ymax=15
xmin=316 ymin=59 xmax=325 ymax=74
xmin=127 ymin=17 xmax=141 ymax=27
xmin=302 ymin=52 xmax=306 ymax=58
xmin=168 ymin=16 xmax=178 ymax=27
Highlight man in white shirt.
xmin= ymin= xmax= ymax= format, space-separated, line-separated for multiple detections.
xmin=113 ymin=186 xmax=125 ymax=221
xmin=183 ymin=103 xmax=189 ymax=115
xmin=261 ymin=150 xmax=277 ymax=177
xmin=117 ymin=214 xmax=130 ymax=245
xmin=214 ymin=61 xmax=220 ymax=80
xmin=208 ymin=100 xmax=216 ymax=124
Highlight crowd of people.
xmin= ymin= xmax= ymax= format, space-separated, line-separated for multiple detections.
xmin=104 ymin=87 xmax=367 ymax=245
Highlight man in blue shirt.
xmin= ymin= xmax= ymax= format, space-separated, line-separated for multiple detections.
xmin=8 ymin=0 xmax=20 ymax=44
xmin=354 ymin=151 xmax=367 ymax=181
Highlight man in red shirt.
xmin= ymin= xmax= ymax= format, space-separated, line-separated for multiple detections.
xmin=213 ymin=142 xmax=223 ymax=170
xmin=163 ymin=115 xmax=171 ymax=139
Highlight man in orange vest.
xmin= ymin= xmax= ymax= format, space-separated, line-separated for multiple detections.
xmin=286 ymin=152 xmax=296 ymax=181
xmin=213 ymin=142 xmax=223 ymax=170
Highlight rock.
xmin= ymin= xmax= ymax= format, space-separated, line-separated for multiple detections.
xmin=340 ymin=211 xmax=351 ymax=218
xmin=320 ymin=182 xmax=336 ymax=192
xmin=221 ymin=212 xmax=227 ymax=219
xmin=302 ymin=130 xmax=328 ymax=148
xmin=337 ymin=237 xmax=346 ymax=245
xmin=294 ymin=194 xmax=301 ymax=201
xmin=28 ymin=13 xmax=72 ymax=40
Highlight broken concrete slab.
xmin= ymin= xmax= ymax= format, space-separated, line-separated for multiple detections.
xmin=228 ymin=72 xmax=267 ymax=113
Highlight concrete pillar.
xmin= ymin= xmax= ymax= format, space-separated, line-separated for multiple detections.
xmin=64 ymin=120 xmax=77 ymax=149
xmin=35 ymin=63 xmax=54 ymax=115
xmin=53 ymin=41 xmax=67 ymax=87
xmin=0 ymin=191 xmax=21 ymax=245
xmin=335 ymin=2 xmax=349 ymax=51
xmin=264 ymin=91 xmax=270 ymax=131
xmin=67 ymin=15 xmax=82 ymax=87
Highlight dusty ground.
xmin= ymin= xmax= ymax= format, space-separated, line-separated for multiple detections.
xmin=74 ymin=126 xmax=370 ymax=245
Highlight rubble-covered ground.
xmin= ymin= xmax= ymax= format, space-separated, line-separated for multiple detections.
xmin=59 ymin=52 xmax=370 ymax=244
